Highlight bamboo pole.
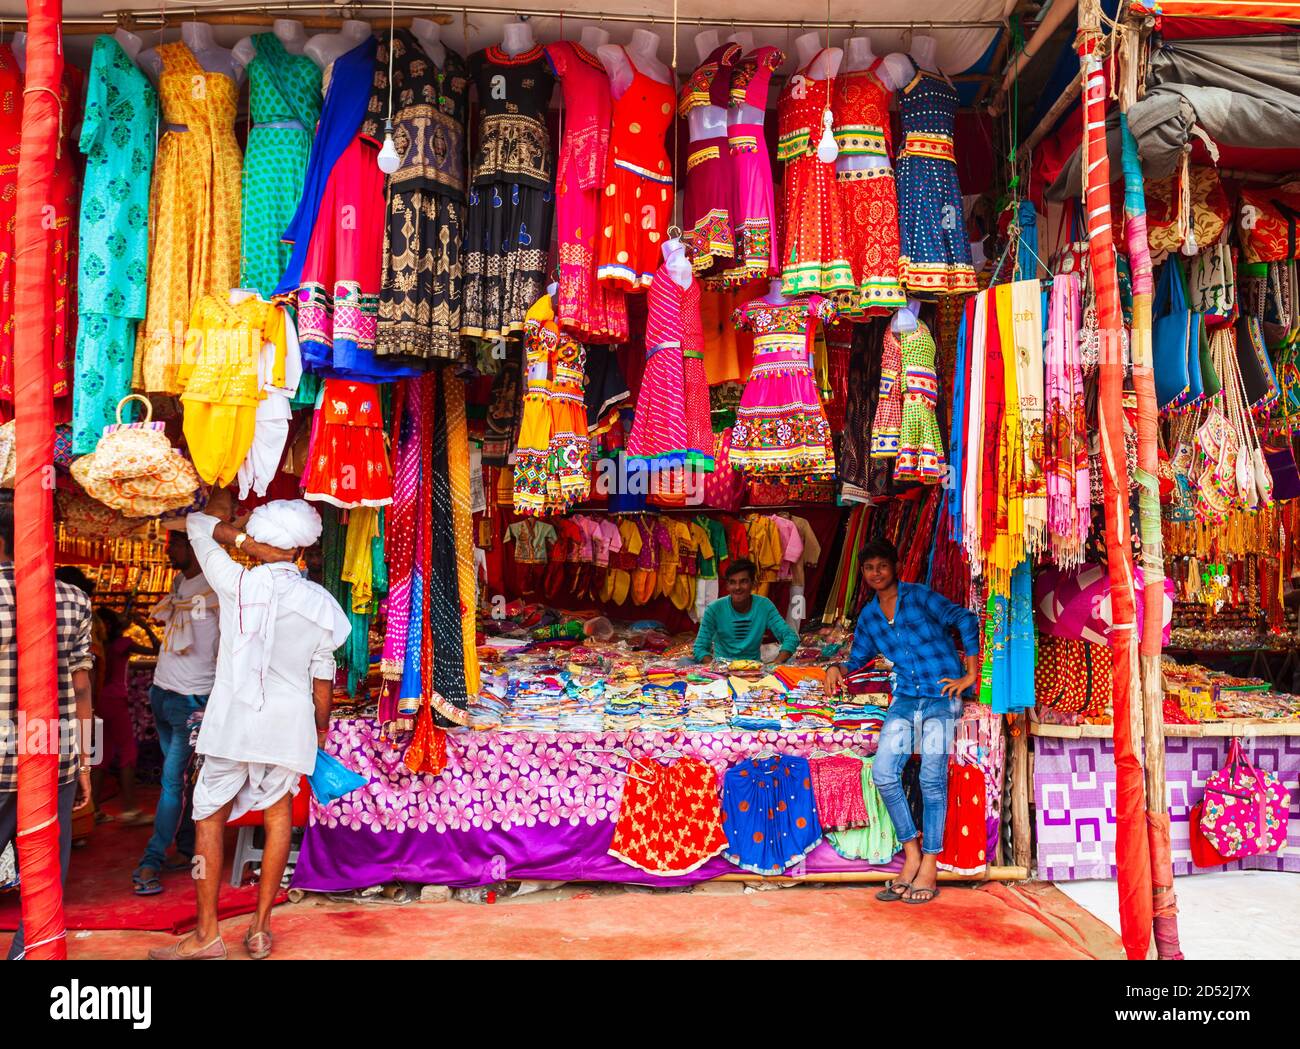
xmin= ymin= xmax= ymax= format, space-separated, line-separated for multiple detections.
xmin=713 ymin=867 xmax=1029 ymax=884
xmin=1010 ymin=713 xmax=1032 ymax=869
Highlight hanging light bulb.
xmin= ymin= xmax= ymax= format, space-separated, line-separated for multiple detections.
xmin=377 ymin=119 xmax=400 ymax=174
xmin=816 ymin=109 xmax=838 ymax=164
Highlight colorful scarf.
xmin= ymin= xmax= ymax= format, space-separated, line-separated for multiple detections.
xmin=380 ymin=382 xmax=415 ymax=688
xmin=981 ymin=291 xmax=1005 ymax=565
xmin=1011 ymin=279 xmax=1047 ymax=555
xmin=1045 ymin=273 xmax=1090 ymax=566
xmin=963 ymin=292 xmax=989 ymax=573
xmin=948 ymin=301 xmax=970 ymax=536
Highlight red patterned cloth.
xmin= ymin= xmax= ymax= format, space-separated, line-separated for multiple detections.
xmin=937 ymin=760 xmax=986 ymax=875
xmin=809 ymin=754 xmax=869 ymax=831
xmin=608 ymin=757 xmax=728 ymax=876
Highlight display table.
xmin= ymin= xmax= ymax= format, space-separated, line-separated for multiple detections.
xmin=293 ymin=715 xmax=1006 ymax=891
xmin=1033 ymin=727 xmax=1300 ymax=880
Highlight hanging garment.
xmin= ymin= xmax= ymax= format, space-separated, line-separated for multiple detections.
xmin=547 ymin=40 xmax=627 ymax=343
xmin=71 ymin=36 xmax=156 ymax=454
xmin=236 ymin=304 xmax=303 ymax=499
xmin=608 ymin=757 xmax=729 ymax=876
xmin=809 ymin=753 xmax=870 ymax=831
xmin=241 ymin=33 xmax=321 ymax=298
xmin=891 ymin=320 xmax=947 ymax=484
xmin=542 ymin=298 xmax=592 ymax=508
xmin=937 ymin=761 xmax=987 ymax=875
xmin=895 ymin=71 xmax=976 ymax=296
xmin=776 ymin=50 xmax=853 ymax=301
xmin=134 ymin=42 xmax=242 ymax=394
xmin=823 ymin=320 xmax=853 ymax=434
xmin=376 ymin=31 xmax=469 ymax=363
xmin=730 ymin=295 xmax=837 ymax=478
xmin=513 ymin=296 xmax=560 ymax=516
xmin=832 ymin=61 xmax=906 ymax=317
xmin=462 ymin=45 xmax=555 ymax=340
xmin=826 ymin=755 xmax=900 ymax=862
xmin=597 ymin=50 xmax=676 ymax=291
xmin=583 ymin=345 xmax=631 ymax=435
xmin=679 ymin=43 xmax=740 ymax=277
xmin=627 ymin=263 xmax=714 ymax=469
xmin=303 ymin=379 xmax=393 ymax=508
xmin=716 ymin=46 xmax=783 ymax=287
xmin=871 ymin=324 xmax=903 ymax=460
xmin=721 ymin=754 xmax=823 ymax=875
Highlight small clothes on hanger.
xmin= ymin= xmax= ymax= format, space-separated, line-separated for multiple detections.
xmin=808 ymin=752 xmax=870 ymax=831
xmin=608 ymin=756 xmax=728 ymax=876
xmin=302 ymin=379 xmax=394 ymax=508
xmin=721 ymin=753 xmax=823 ymax=875
xmin=826 ymin=755 xmax=899 ymax=863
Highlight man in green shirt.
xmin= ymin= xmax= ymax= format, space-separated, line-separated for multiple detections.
xmin=692 ymin=559 xmax=800 ymax=664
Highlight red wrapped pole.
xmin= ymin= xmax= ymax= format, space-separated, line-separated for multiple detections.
xmin=1078 ymin=20 xmax=1153 ymax=960
xmin=13 ymin=0 xmax=68 ymax=959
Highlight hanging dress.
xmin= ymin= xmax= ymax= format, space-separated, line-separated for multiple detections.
xmin=775 ymin=51 xmax=852 ymax=301
xmin=832 ymin=60 xmax=907 ymax=318
xmin=303 ymin=378 xmax=393 ymax=508
xmin=461 ymin=45 xmax=555 ymax=341
xmin=535 ymin=295 xmax=592 ymax=508
xmin=241 ymin=35 xmax=320 ymax=298
xmin=608 ymin=758 xmax=729 ymax=876
xmin=546 ymin=40 xmax=628 ymax=343
xmin=896 ymin=71 xmax=976 ymax=296
xmin=627 ymin=263 xmax=713 ymax=470
xmin=597 ymin=51 xmax=676 ymax=291
xmin=70 ymin=36 xmax=156 ymax=454
xmin=871 ymin=323 xmax=904 ymax=460
xmin=376 ymin=31 xmax=469 ymax=363
xmin=721 ymin=754 xmax=823 ymax=876
xmin=730 ymin=295 xmax=837 ymax=479
xmin=679 ymin=43 xmax=740 ymax=277
xmin=718 ymin=46 xmax=783 ymax=288
xmin=513 ymin=296 xmax=559 ymax=517
xmin=0 ymin=47 xmax=82 ymax=420
xmin=134 ymin=42 xmax=241 ymax=394
xmin=892 ymin=320 xmax=947 ymax=482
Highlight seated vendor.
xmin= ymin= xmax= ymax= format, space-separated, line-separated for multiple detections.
xmin=692 ymin=559 xmax=799 ymax=665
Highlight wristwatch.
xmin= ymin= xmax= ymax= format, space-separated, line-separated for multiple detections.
xmin=235 ymin=531 xmax=249 ymax=550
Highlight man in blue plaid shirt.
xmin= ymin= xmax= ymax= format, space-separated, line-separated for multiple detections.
xmin=826 ymin=538 xmax=980 ymax=907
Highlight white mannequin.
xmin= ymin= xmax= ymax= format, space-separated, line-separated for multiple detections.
xmin=140 ymin=21 xmax=244 ymax=87
xmin=112 ymin=28 xmax=145 ymax=63
xmin=844 ymin=36 xmax=875 ymax=72
xmin=579 ymin=26 xmax=610 ymax=53
xmin=305 ymin=19 xmax=372 ymax=71
xmin=410 ymin=17 xmax=446 ymax=66
xmin=499 ymin=19 xmax=536 ymax=56
xmin=11 ymin=31 xmax=25 ymax=72
xmin=686 ymin=33 xmax=731 ymax=142
xmin=599 ymin=29 xmax=671 ymax=97
xmin=663 ymin=237 xmax=693 ymax=290
xmin=891 ymin=297 xmax=921 ymax=333
xmin=911 ymin=34 xmax=942 ymax=74
xmin=791 ymin=31 xmax=841 ymax=80
xmin=694 ymin=29 xmax=720 ymax=64
xmin=234 ymin=19 xmax=308 ymax=70
xmin=764 ymin=277 xmax=790 ymax=305
xmin=726 ymin=30 xmax=755 ymax=54
xmin=837 ymin=36 xmax=908 ymax=177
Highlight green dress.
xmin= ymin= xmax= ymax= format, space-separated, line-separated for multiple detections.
xmin=239 ymin=34 xmax=321 ymax=298
xmin=72 ymin=35 xmax=157 ymax=453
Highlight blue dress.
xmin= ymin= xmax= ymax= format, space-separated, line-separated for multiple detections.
xmin=895 ymin=72 xmax=976 ymax=297
xmin=722 ymin=754 xmax=823 ymax=875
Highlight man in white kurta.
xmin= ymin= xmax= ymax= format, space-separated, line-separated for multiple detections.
xmin=150 ymin=495 xmax=349 ymax=961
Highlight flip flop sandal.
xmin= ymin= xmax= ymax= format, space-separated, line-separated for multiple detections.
xmin=875 ymin=880 xmax=912 ymax=902
xmin=132 ymin=870 xmax=164 ymax=896
xmin=904 ymin=886 xmax=941 ymax=905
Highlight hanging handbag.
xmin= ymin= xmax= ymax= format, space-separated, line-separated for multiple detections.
xmin=1154 ymin=257 xmax=1203 ymax=411
xmin=1198 ymin=737 xmax=1291 ymax=860
xmin=1239 ymin=180 xmax=1300 ymax=264
xmin=1235 ymin=316 xmax=1281 ymax=412
xmin=1264 ymin=438 xmax=1300 ymax=502
xmin=1190 ymin=242 xmax=1236 ymax=326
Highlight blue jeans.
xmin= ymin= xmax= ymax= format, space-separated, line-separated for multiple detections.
xmin=872 ymin=695 xmax=961 ymax=855
xmin=137 ymin=686 xmax=207 ymax=872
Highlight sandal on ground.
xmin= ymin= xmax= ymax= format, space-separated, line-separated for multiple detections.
xmin=875 ymin=880 xmax=912 ymax=902
xmin=132 ymin=868 xmax=163 ymax=896
xmin=244 ymin=929 xmax=272 ymax=960
xmin=904 ymin=885 xmax=940 ymax=905
xmin=147 ymin=936 xmax=227 ymax=961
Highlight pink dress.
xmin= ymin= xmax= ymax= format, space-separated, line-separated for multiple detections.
xmin=730 ymin=294 xmax=837 ymax=480
xmin=546 ymin=41 xmax=627 ymax=343
xmin=627 ymin=263 xmax=714 ymax=469
xmin=716 ymin=46 xmax=784 ymax=287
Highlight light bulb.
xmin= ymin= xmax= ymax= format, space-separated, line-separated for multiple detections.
xmin=816 ymin=110 xmax=838 ymax=164
xmin=377 ymin=119 xmax=400 ymax=174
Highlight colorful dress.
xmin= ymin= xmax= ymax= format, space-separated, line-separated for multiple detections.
xmin=303 ymin=378 xmax=393 ymax=508
xmin=71 ymin=36 xmax=156 ymax=454
xmin=775 ymin=51 xmax=852 ymax=301
xmin=608 ymin=758 xmax=729 ymax=876
xmin=546 ymin=40 xmax=627 ymax=343
xmin=542 ymin=299 xmax=592 ymax=508
xmin=513 ymin=297 xmax=560 ymax=516
xmin=679 ymin=43 xmax=740 ymax=276
xmin=827 ymin=756 xmax=900 ymax=863
xmin=892 ymin=320 xmax=946 ymax=483
xmin=376 ymin=31 xmax=469 ymax=363
xmin=462 ymin=46 xmax=555 ymax=340
xmin=721 ymin=754 xmax=823 ymax=875
xmin=832 ymin=61 xmax=906 ymax=317
xmin=896 ymin=71 xmax=976 ymax=295
xmin=597 ymin=51 xmax=675 ymax=291
xmin=871 ymin=326 xmax=903 ymax=459
xmin=135 ymin=42 xmax=242 ymax=394
xmin=627 ymin=264 xmax=713 ymax=469
xmin=809 ymin=752 xmax=870 ymax=831
xmin=719 ymin=46 xmax=783 ymax=287
xmin=241 ymin=34 xmax=321 ymax=298
xmin=730 ymin=295 xmax=837 ymax=479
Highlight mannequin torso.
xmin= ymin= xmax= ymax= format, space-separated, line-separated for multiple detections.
xmin=844 ymin=36 xmax=875 ymax=72
xmin=663 ymin=238 xmax=693 ymax=289
xmin=891 ymin=297 xmax=921 ymax=332
xmin=685 ymin=40 xmax=737 ymax=141
xmin=112 ymin=28 xmax=144 ymax=63
xmin=410 ymin=17 xmax=446 ymax=66
xmin=304 ymin=20 xmax=373 ymax=70
xmin=499 ymin=20 xmax=536 ymax=57
xmin=836 ymin=35 xmax=903 ymax=175
xmin=234 ymin=18 xmax=307 ymax=69
xmin=694 ymin=30 xmax=720 ymax=64
xmin=726 ymin=30 xmax=755 ymax=54
xmin=599 ymin=29 xmax=670 ymax=97
xmin=141 ymin=22 xmax=244 ymax=88
xmin=764 ymin=277 xmax=791 ymax=305
xmin=580 ymin=26 xmax=610 ymax=52
xmin=792 ymin=31 xmax=841 ymax=81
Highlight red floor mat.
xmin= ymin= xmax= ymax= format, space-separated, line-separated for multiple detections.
xmin=0 ymin=787 xmax=284 ymax=934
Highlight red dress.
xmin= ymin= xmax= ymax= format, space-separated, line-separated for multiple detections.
xmin=608 ymin=758 xmax=729 ymax=876
xmin=597 ymin=52 xmax=675 ymax=291
xmin=938 ymin=761 xmax=987 ymax=875
xmin=832 ymin=61 xmax=906 ymax=318
xmin=303 ymin=379 xmax=394 ymax=508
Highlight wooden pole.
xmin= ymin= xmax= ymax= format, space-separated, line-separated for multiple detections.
xmin=1010 ymin=712 xmax=1032 ymax=869
xmin=713 ymin=867 xmax=1029 ymax=884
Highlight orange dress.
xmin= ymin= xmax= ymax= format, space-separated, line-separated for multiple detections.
xmin=597 ymin=51 xmax=676 ymax=291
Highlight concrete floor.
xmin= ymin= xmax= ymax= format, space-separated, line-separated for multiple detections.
xmin=47 ymin=879 xmax=1124 ymax=961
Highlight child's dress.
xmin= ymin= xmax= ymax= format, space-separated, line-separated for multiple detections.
xmin=730 ymin=295 xmax=837 ymax=480
xmin=513 ymin=297 xmax=558 ymax=516
xmin=892 ymin=320 xmax=947 ymax=483
xmin=303 ymin=379 xmax=393 ymax=507
xmin=678 ymin=43 xmax=740 ymax=277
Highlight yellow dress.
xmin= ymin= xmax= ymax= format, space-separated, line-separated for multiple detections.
xmin=135 ymin=42 xmax=242 ymax=394
xmin=180 ymin=294 xmax=286 ymax=486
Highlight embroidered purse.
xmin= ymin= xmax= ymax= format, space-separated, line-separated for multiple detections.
xmin=1198 ymin=738 xmax=1291 ymax=860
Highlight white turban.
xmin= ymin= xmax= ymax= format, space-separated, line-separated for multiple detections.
xmin=246 ymin=499 xmax=323 ymax=550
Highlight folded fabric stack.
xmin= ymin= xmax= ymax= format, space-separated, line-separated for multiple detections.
xmin=684 ymin=678 xmax=735 ymax=731
xmin=731 ymin=677 xmax=788 ymax=731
